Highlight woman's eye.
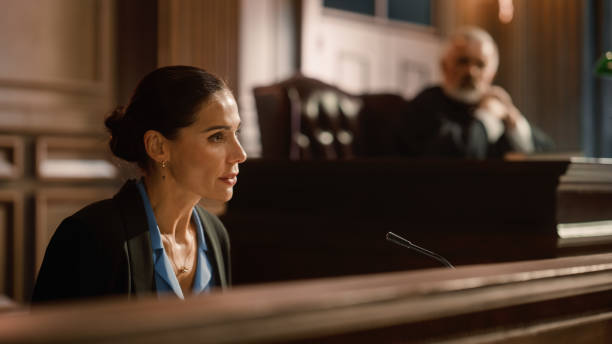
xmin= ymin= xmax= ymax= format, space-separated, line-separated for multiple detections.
xmin=209 ymin=132 xmax=225 ymax=142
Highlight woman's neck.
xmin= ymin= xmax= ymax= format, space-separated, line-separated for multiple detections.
xmin=142 ymin=173 xmax=199 ymax=239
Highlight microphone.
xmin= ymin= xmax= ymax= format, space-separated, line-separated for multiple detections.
xmin=386 ymin=232 xmax=455 ymax=269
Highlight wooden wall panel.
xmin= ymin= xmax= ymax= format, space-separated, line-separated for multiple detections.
xmin=0 ymin=191 xmax=24 ymax=302
xmin=0 ymin=136 xmax=23 ymax=180
xmin=35 ymin=136 xmax=118 ymax=181
xmin=157 ymin=0 xmax=239 ymax=94
xmin=0 ymin=0 xmax=97 ymax=81
xmin=116 ymin=0 xmax=158 ymax=105
xmin=0 ymin=0 xmax=119 ymax=302
xmin=0 ymin=0 xmax=115 ymax=135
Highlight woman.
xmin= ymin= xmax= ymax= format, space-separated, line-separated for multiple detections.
xmin=32 ymin=66 xmax=247 ymax=302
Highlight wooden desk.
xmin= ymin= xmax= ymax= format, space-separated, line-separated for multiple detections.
xmin=4 ymin=254 xmax=612 ymax=343
xmin=223 ymin=159 xmax=571 ymax=285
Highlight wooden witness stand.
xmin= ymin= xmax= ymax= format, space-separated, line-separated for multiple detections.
xmin=4 ymin=253 xmax=612 ymax=343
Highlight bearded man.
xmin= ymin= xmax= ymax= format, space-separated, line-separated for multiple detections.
xmin=403 ymin=26 xmax=552 ymax=158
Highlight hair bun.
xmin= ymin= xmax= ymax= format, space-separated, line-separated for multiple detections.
xmin=104 ymin=106 xmax=125 ymax=132
xmin=105 ymin=106 xmax=142 ymax=163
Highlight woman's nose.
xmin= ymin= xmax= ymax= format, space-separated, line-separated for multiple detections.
xmin=230 ymin=139 xmax=247 ymax=164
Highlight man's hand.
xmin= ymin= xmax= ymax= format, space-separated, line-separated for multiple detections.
xmin=479 ymin=85 xmax=523 ymax=129
xmin=475 ymin=85 xmax=535 ymax=153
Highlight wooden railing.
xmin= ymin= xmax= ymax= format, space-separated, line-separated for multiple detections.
xmin=3 ymin=253 xmax=612 ymax=343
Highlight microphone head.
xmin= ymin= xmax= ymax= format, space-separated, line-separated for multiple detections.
xmin=386 ymin=231 xmax=407 ymax=244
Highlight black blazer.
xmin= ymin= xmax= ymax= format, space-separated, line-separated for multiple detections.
xmin=31 ymin=180 xmax=231 ymax=303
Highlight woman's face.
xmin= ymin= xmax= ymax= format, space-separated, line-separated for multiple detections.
xmin=166 ymin=89 xmax=247 ymax=202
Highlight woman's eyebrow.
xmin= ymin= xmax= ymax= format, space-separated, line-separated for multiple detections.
xmin=202 ymin=125 xmax=231 ymax=133
xmin=202 ymin=122 xmax=242 ymax=133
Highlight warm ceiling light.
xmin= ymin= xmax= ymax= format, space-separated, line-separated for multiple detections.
xmin=499 ymin=0 xmax=514 ymax=23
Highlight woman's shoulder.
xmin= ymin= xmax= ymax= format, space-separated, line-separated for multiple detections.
xmin=70 ymin=198 xmax=118 ymax=223
xmin=54 ymin=198 xmax=122 ymax=240
xmin=69 ymin=180 xmax=139 ymax=226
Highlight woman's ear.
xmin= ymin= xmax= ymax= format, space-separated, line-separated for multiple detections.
xmin=143 ymin=130 xmax=169 ymax=164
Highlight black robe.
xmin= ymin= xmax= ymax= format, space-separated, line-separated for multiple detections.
xmin=402 ymin=86 xmax=553 ymax=158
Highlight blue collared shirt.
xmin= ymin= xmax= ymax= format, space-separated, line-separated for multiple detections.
xmin=136 ymin=180 xmax=213 ymax=299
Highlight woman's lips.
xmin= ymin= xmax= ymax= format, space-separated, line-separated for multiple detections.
xmin=219 ymin=174 xmax=238 ymax=186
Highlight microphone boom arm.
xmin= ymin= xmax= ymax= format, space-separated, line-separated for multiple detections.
xmin=386 ymin=232 xmax=455 ymax=269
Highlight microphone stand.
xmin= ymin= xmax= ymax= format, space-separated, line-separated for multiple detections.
xmin=386 ymin=232 xmax=455 ymax=269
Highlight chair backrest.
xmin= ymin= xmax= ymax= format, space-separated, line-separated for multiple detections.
xmin=254 ymin=74 xmax=409 ymax=159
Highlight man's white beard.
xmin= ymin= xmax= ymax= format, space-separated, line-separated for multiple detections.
xmin=442 ymin=85 xmax=483 ymax=104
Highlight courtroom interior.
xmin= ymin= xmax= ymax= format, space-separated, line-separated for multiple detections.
xmin=2 ymin=0 xmax=612 ymax=342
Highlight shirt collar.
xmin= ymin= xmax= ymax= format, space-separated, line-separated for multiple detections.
xmin=191 ymin=209 xmax=209 ymax=252
xmin=135 ymin=179 xmax=212 ymax=297
xmin=135 ymin=180 xmax=163 ymax=252
xmin=137 ymin=180 xmax=209 ymax=253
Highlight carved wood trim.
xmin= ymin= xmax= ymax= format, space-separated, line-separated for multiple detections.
xmin=0 ymin=135 xmax=24 ymax=180
xmin=35 ymin=136 xmax=118 ymax=181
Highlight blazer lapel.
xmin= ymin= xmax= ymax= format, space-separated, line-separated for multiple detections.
xmin=114 ymin=180 xmax=155 ymax=297
xmin=196 ymin=206 xmax=228 ymax=288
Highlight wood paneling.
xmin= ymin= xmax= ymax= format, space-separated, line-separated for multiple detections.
xmin=157 ymin=0 xmax=239 ymax=93
xmin=116 ymin=0 xmax=158 ymax=105
xmin=35 ymin=136 xmax=117 ymax=181
xmin=0 ymin=0 xmax=119 ymax=301
xmin=0 ymin=0 xmax=115 ymax=135
xmin=0 ymin=0 xmax=98 ymax=82
xmin=0 ymin=191 xmax=24 ymax=302
xmin=0 ymin=136 xmax=23 ymax=180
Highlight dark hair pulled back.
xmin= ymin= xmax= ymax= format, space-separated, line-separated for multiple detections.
xmin=105 ymin=65 xmax=227 ymax=169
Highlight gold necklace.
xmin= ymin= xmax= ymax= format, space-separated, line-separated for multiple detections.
xmin=164 ymin=233 xmax=195 ymax=274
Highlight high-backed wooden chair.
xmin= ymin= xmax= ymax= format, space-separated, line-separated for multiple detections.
xmin=253 ymin=74 xmax=409 ymax=159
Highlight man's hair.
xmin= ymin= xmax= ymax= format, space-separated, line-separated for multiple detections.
xmin=441 ymin=26 xmax=499 ymax=73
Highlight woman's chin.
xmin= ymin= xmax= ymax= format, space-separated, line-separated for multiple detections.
xmin=208 ymin=190 xmax=233 ymax=203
